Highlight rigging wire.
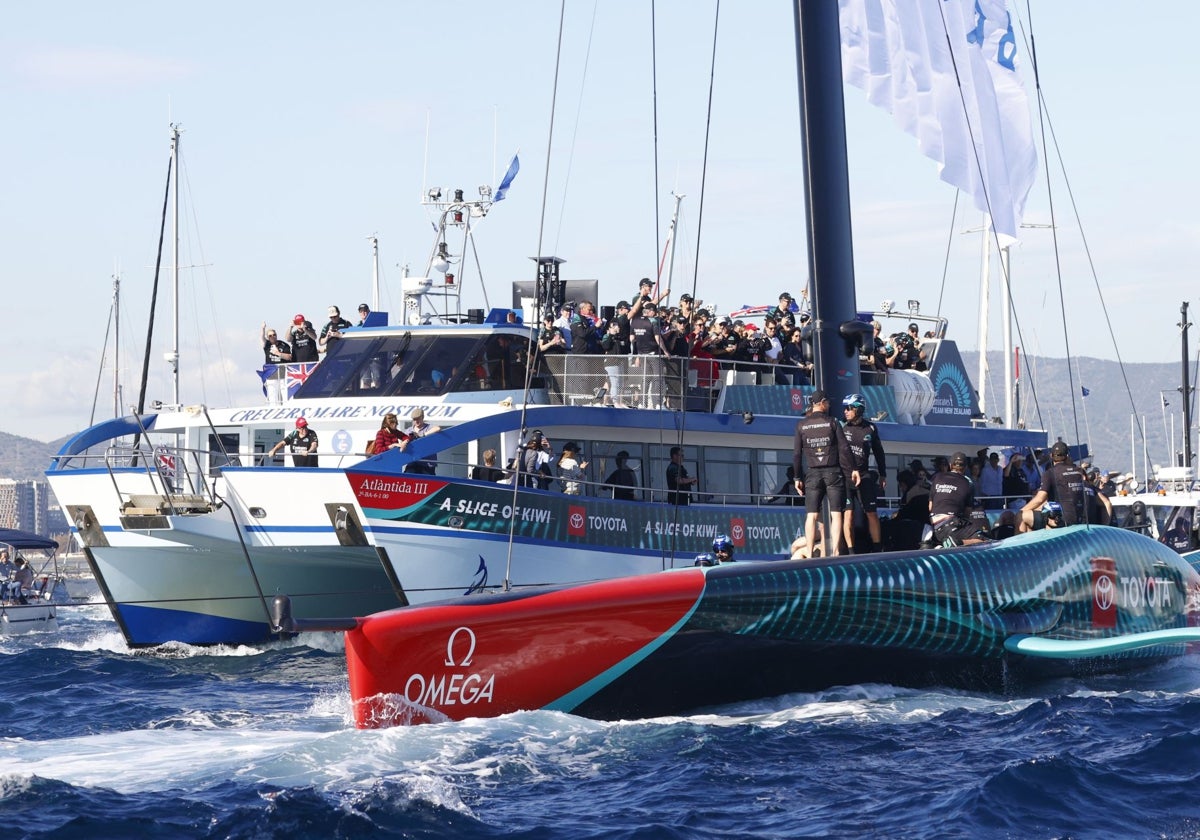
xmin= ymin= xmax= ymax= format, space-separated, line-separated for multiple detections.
xmin=660 ymin=0 xmax=721 ymax=566
xmin=552 ymin=0 xmax=600 ymax=257
xmin=502 ymin=0 xmax=568 ymax=591
xmin=933 ymin=190 xmax=960 ymax=321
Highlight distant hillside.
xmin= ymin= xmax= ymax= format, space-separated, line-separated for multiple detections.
xmin=0 ymin=431 xmax=64 ymax=481
xmin=961 ymin=351 xmax=1193 ymax=474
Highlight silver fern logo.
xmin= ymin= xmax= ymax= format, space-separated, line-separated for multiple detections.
xmin=934 ymin=363 xmax=972 ymax=408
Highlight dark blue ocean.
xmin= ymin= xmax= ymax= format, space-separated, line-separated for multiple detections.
xmin=5 ymin=605 xmax=1200 ymax=839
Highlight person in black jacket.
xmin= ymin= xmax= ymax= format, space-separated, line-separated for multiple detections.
xmin=839 ymin=393 xmax=887 ymax=553
xmin=793 ymin=390 xmax=853 ymax=557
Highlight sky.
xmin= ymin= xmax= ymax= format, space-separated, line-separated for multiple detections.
xmin=3 ymin=1 xmax=1198 ymax=443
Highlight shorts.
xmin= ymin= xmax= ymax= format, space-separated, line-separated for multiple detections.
xmin=804 ymin=466 xmax=845 ymax=511
xmin=933 ymin=516 xmax=986 ymax=546
xmin=846 ymin=470 xmax=881 ymax=512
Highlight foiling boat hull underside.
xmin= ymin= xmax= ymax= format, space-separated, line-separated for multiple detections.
xmin=88 ymin=544 xmax=400 ymax=646
xmin=346 ymin=526 xmax=1200 ymax=726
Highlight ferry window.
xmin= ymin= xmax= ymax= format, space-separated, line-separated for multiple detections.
xmin=588 ymin=441 xmax=643 ymax=500
xmin=394 ymin=336 xmax=484 ymax=396
xmin=701 ymin=446 xmax=754 ymax=504
xmin=207 ymin=432 xmax=241 ymax=476
xmin=757 ymin=450 xmax=794 ymax=504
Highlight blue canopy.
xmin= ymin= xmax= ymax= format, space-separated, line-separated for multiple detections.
xmin=0 ymin=528 xmax=57 ymax=550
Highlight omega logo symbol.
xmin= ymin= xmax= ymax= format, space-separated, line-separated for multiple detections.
xmin=444 ymin=626 xmax=477 ymax=667
xmin=569 ymin=511 xmax=585 ymax=530
xmin=1094 ymin=573 xmax=1115 ymax=611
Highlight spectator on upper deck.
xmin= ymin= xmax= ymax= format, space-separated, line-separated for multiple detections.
xmin=356 ymin=303 xmax=372 ymax=326
xmin=768 ymin=292 xmax=797 ymax=328
xmin=289 ymin=315 xmax=320 ymax=362
xmin=261 ymin=323 xmax=292 ymax=364
xmin=319 ymin=306 xmax=353 ymax=355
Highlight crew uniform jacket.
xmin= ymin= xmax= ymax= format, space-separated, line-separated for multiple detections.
xmin=792 ymin=412 xmax=853 ymax=481
xmin=1040 ymin=462 xmax=1087 ymax=525
xmin=840 ymin=418 xmax=886 ymax=478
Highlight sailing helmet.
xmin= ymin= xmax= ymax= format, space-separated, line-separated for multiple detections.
xmin=842 ymin=393 xmax=865 ymax=411
xmin=712 ymin=535 xmax=734 ymax=557
xmin=295 ymin=417 xmax=308 ymax=428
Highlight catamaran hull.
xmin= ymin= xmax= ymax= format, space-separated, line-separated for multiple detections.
xmin=50 ymin=468 xmax=404 ymax=646
xmin=345 ymin=525 xmax=1200 ymax=727
xmin=86 ymin=542 xmax=398 ymax=646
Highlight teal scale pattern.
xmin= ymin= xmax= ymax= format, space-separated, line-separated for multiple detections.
xmin=688 ymin=526 xmax=1200 ymax=662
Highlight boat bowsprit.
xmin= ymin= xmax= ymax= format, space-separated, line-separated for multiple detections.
xmin=344 ymin=525 xmax=1200 ymax=727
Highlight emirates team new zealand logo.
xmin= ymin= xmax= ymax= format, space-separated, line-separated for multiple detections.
xmin=933 ymin=362 xmax=972 ymax=410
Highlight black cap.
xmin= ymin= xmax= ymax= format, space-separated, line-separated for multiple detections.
xmin=617 ymin=300 xmax=631 ymax=309
xmin=680 ymin=294 xmax=693 ymax=302
xmin=950 ymin=451 xmax=968 ymax=468
xmin=639 ymin=277 xmax=653 ymax=287
xmin=1051 ymin=441 xmax=1069 ymax=458
xmin=562 ymin=441 xmax=579 ymax=453
xmin=799 ymin=312 xmax=811 ymax=322
xmin=358 ymin=303 xmax=370 ymax=312
xmin=779 ymin=292 xmax=793 ymax=301
xmin=810 ymin=389 xmax=828 ymax=405
xmin=908 ymin=323 xmax=919 ymax=331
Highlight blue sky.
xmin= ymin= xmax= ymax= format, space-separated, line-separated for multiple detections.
xmin=2 ymin=2 xmax=1196 ymax=442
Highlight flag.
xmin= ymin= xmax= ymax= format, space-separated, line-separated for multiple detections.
xmin=1081 ymin=386 xmax=1089 ymax=397
xmin=285 ymin=362 xmax=318 ymax=398
xmin=256 ymin=365 xmax=276 ymax=397
xmin=839 ymin=0 xmax=1038 ymax=244
xmin=494 ymin=153 xmax=520 ymax=202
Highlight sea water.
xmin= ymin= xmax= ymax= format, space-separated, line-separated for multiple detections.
xmin=3 ymin=605 xmax=1200 ymax=839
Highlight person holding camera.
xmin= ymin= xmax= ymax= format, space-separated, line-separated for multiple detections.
xmin=288 ymin=314 xmax=320 ymax=362
xmin=319 ymin=305 xmax=353 ymax=356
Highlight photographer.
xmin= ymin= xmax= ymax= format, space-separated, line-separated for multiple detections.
xmin=288 ymin=315 xmax=320 ymax=362
xmin=319 ymin=305 xmax=353 ymax=356
xmin=887 ymin=332 xmax=921 ymax=370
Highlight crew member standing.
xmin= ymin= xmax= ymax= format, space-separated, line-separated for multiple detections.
xmin=840 ymin=393 xmax=887 ymax=553
xmin=793 ymin=390 xmax=853 ymax=558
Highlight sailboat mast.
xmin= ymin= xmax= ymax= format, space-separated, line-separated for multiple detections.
xmin=658 ymin=193 xmax=684 ymax=293
xmin=113 ymin=273 xmax=121 ymax=418
xmin=370 ymin=236 xmax=380 ymax=312
xmin=976 ymin=222 xmax=990 ymax=419
xmin=170 ymin=124 xmax=181 ymax=409
xmin=793 ymin=1 xmax=862 ymax=405
xmin=1181 ymin=301 xmax=1193 ymax=470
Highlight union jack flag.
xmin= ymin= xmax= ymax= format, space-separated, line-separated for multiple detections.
xmin=285 ymin=363 xmax=318 ymax=398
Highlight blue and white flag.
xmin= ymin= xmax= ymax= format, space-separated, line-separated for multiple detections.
xmin=494 ymin=153 xmax=520 ymax=202
xmin=839 ymin=0 xmax=1038 ymax=244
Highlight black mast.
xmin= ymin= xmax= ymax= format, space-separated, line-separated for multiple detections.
xmin=793 ymin=0 xmax=868 ymax=406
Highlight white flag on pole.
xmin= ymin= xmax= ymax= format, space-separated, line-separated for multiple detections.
xmin=839 ymin=0 xmax=1038 ymax=244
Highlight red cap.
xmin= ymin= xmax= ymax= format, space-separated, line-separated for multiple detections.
xmin=293 ymin=314 xmax=305 ymax=325
xmin=295 ymin=417 xmax=308 ymax=428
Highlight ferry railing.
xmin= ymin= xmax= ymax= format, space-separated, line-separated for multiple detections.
xmin=539 ymin=353 xmax=814 ymax=411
